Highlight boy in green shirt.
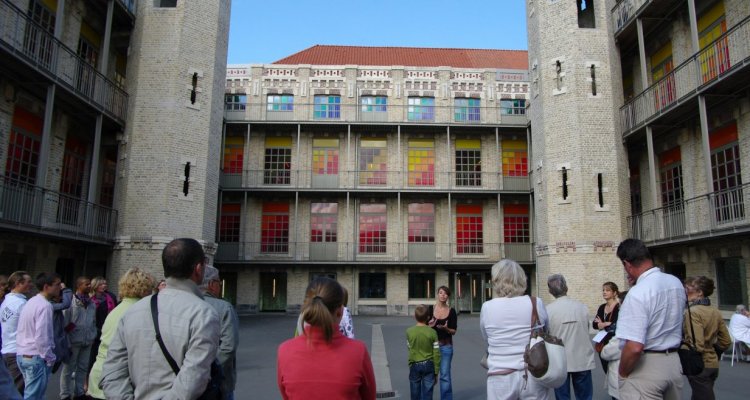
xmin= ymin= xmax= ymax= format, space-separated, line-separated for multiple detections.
xmin=406 ymin=304 xmax=440 ymax=400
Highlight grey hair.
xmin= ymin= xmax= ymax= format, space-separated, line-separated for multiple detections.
xmin=199 ymin=265 xmax=220 ymax=290
xmin=547 ymin=274 xmax=568 ymax=298
xmin=491 ymin=259 xmax=527 ymax=298
xmin=736 ymin=304 xmax=747 ymax=314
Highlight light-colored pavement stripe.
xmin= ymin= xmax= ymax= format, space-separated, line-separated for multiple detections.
xmin=371 ymin=323 xmax=397 ymax=398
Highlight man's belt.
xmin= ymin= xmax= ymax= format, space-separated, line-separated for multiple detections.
xmin=643 ymin=347 xmax=680 ymax=354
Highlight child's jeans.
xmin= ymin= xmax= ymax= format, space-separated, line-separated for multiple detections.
xmin=409 ymin=359 xmax=435 ymax=400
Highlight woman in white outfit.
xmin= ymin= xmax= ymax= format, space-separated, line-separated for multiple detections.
xmin=480 ymin=259 xmax=552 ymax=400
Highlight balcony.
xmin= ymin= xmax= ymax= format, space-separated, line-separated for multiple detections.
xmin=627 ymin=182 xmax=750 ymax=246
xmin=215 ymin=241 xmax=534 ymax=264
xmin=611 ymin=0 xmax=649 ymax=35
xmin=219 ymin=169 xmax=530 ymax=192
xmin=620 ymin=15 xmax=750 ymax=138
xmin=0 ymin=178 xmax=118 ymax=244
xmin=224 ymin=101 xmax=527 ymax=126
xmin=0 ymin=0 xmax=128 ymax=124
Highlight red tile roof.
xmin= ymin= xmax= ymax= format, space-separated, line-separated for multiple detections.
xmin=273 ymin=45 xmax=528 ymax=70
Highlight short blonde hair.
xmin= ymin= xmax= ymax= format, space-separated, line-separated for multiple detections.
xmin=90 ymin=276 xmax=106 ymax=296
xmin=491 ymin=259 xmax=527 ymax=298
xmin=119 ymin=267 xmax=156 ymax=299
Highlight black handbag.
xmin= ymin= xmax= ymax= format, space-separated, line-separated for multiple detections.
xmin=678 ymin=303 xmax=704 ymax=376
xmin=151 ymin=294 xmax=224 ymax=400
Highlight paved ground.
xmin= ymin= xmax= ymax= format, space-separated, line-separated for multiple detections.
xmin=46 ymin=314 xmax=749 ymax=399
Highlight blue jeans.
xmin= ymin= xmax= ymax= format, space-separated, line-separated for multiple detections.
xmin=16 ymin=356 xmax=50 ymax=400
xmin=554 ymin=370 xmax=593 ymax=400
xmin=438 ymin=344 xmax=453 ymax=400
xmin=409 ymin=360 xmax=435 ymax=400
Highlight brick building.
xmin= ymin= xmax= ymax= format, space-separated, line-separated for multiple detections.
xmin=0 ymin=0 xmax=229 ymax=288
xmin=218 ymin=46 xmax=533 ymax=314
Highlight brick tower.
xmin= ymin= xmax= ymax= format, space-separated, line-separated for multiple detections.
xmin=110 ymin=0 xmax=231 ymax=284
xmin=526 ymin=0 xmax=629 ymax=307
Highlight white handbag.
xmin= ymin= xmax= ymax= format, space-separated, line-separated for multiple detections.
xmin=523 ymin=296 xmax=567 ymax=389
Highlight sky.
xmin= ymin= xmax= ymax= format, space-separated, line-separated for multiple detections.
xmin=227 ymin=0 xmax=528 ymax=65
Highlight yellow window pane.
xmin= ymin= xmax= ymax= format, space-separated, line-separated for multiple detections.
xmin=265 ymin=136 xmax=292 ymax=147
xmin=456 ymin=139 xmax=481 ymax=149
xmin=313 ymin=138 xmax=339 ymax=147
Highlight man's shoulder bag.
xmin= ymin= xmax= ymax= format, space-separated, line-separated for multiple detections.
xmin=151 ymin=294 xmax=224 ymax=400
xmin=678 ymin=304 xmax=704 ymax=376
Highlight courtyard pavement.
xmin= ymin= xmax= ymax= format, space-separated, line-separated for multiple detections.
xmin=46 ymin=313 xmax=750 ymax=399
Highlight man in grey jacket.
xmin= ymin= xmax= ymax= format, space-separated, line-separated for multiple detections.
xmin=60 ymin=277 xmax=96 ymax=400
xmin=200 ymin=265 xmax=239 ymax=400
xmin=546 ymin=274 xmax=597 ymax=400
xmin=100 ymin=238 xmax=220 ymax=400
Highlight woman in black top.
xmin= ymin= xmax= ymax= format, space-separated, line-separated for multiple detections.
xmin=593 ymin=281 xmax=620 ymax=372
xmin=429 ymin=286 xmax=457 ymax=400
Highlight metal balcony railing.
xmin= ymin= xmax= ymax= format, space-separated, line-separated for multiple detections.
xmin=0 ymin=0 xmax=128 ymax=124
xmin=620 ymin=15 xmax=750 ymax=136
xmin=0 ymin=178 xmax=118 ymax=242
xmin=215 ymin=241 xmax=534 ymax=264
xmin=611 ymin=0 xmax=649 ymax=34
xmin=224 ymin=101 xmax=528 ymax=126
xmin=627 ymin=182 xmax=750 ymax=243
xmin=219 ymin=169 xmax=530 ymax=192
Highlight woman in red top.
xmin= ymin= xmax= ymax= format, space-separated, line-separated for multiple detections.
xmin=277 ymin=277 xmax=376 ymax=400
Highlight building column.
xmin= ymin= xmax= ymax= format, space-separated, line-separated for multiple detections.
xmin=99 ymin=0 xmax=114 ymax=74
xmin=36 ymin=85 xmax=55 ymax=187
xmin=637 ymin=18 xmax=659 ymax=209
xmin=688 ymin=0 xmax=714 ymax=194
xmin=87 ymin=115 xmax=103 ymax=203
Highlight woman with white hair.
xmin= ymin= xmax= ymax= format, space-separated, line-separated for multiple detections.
xmin=729 ymin=304 xmax=750 ymax=360
xmin=480 ymin=259 xmax=551 ymax=399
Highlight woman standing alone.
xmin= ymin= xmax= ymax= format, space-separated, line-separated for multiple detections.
xmin=429 ymin=286 xmax=457 ymax=400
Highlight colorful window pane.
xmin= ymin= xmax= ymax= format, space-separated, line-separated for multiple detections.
xmin=359 ymin=138 xmax=387 ymax=185
xmin=456 ymin=139 xmax=481 ymax=186
xmin=225 ymin=94 xmax=247 ymax=111
xmin=359 ymin=203 xmax=386 ymax=253
xmin=651 ymin=42 xmax=676 ymax=111
xmin=261 ymin=202 xmax=289 ymax=253
xmin=267 ymin=94 xmax=294 ymax=111
xmin=698 ymin=1 xmax=729 ymax=83
xmin=361 ymin=96 xmax=387 ymax=112
xmin=312 ymin=138 xmax=339 ymax=176
xmin=407 ymin=97 xmax=434 ymax=121
xmin=710 ymin=123 xmax=743 ymax=223
xmin=314 ymin=95 xmax=341 ymax=119
xmin=223 ymin=136 xmax=244 ymax=173
xmin=454 ymin=98 xmax=481 ymax=122
xmin=408 ymin=139 xmax=435 ymax=186
xmin=659 ymin=147 xmax=683 ymax=207
xmin=264 ymin=137 xmax=292 ymax=185
xmin=456 ymin=204 xmax=483 ymax=254
xmin=4 ymin=108 xmax=42 ymax=185
xmin=408 ymin=203 xmax=435 ymax=243
xmin=502 ymin=140 xmax=528 ymax=177
xmin=219 ymin=203 xmax=241 ymax=242
xmin=503 ymin=204 xmax=529 ymax=243
xmin=311 ymin=202 xmax=338 ymax=243
xmin=500 ymin=99 xmax=526 ymax=115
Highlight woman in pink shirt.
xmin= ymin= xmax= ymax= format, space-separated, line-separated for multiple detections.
xmin=277 ymin=277 xmax=375 ymax=400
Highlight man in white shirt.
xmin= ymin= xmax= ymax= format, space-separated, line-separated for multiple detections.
xmin=0 ymin=271 xmax=33 ymax=394
xmin=729 ymin=304 xmax=750 ymax=360
xmin=615 ymin=239 xmax=685 ymax=400
xmin=546 ymin=274 xmax=597 ymax=400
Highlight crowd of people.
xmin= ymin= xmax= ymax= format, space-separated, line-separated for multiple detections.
xmin=2 ymin=236 xmax=750 ymax=400
xmin=0 ymin=238 xmax=240 ymax=400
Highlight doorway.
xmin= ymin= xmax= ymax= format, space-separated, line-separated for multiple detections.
xmin=260 ymin=272 xmax=287 ymax=311
xmin=453 ymin=272 xmax=489 ymax=313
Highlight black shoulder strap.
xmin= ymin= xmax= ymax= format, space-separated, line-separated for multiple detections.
xmin=686 ymin=302 xmax=698 ymax=350
xmin=151 ymin=294 xmax=180 ymax=375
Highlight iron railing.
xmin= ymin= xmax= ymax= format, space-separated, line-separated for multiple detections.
xmin=219 ymin=169 xmax=530 ymax=192
xmin=215 ymin=241 xmax=534 ymax=263
xmin=628 ymin=182 xmax=750 ymax=243
xmin=620 ymin=15 xmax=750 ymax=135
xmin=224 ymin=101 xmax=528 ymax=126
xmin=0 ymin=178 xmax=118 ymax=242
xmin=0 ymin=0 xmax=128 ymax=124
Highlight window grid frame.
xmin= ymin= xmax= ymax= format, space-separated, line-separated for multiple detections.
xmin=407 ymin=140 xmax=435 ymax=186
xmin=267 ymin=94 xmax=294 ymax=112
xmin=407 ymin=97 xmax=435 ymax=121
xmin=360 ymin=96 xmax=388 ymax=113
xmin=263 ymin=147 xmax=292 ymax=185
xmin=408 ymin=203 xmax=435 ymax=243
xmin=454 ymin=98 xmax=481 ymax=122
xmin=261 ymin=204 xmax=289 ymax=253
xmin=4 ymin=126 xmax=41 ymax=186
xmin=310 ymin=203 xmax=338 ymax=243
xmin=358 ymin=203 xmax=387 ymax=254
xmin=314 ymin=95 xmax=341 ymax=119
xmin=456 ymin=205 xmax=484 ymax=254
xmin=455 ymin=149 xmax=482 ymax=187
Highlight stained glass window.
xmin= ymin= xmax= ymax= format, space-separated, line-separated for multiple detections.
xmin=267 ymin=95 xmax=294 ymax=111
xmin=4 ymin=108 xmax=42 ymax=185
xmin=361 ymin=96 xmax=387 ymax=112
xmin=219 ymin=203 xmax=241 ymax=242
xmin=455 ymin=98 xmax=480 ymax=122
xmin=408 ymin=139 xmax=435 ymax=186
xmin=225 ymin=94 xmax=247 ymax=111
xmin=359 ymin=138 xmax=387 ymax=185
xmin=500 ymin=99 xmax=526 ymax=115
xmin=408 ymin=203 xmax=435 ymax=243
xmin=359 ymin=203 xmax=386 ymax=253
xmin=710 ymin=123 xmax=743 ymax=223
xmin=502 ymin=140 xmax=528 ymax=177
xmin=407 ymin=97 xmax=434 ymax=121
xmin=264 ymin=137 xmax=292 ymax=185
xmin=223 ymin=136 xmax=244 ymax=173
xmin=261 ymin=202 xmax=289 ymax=253
xmin=314 ymin=95 xmax=341 ymax=119
xmin=312 ymin=138 xmax=339 ymax=176
xmin=311 ymin=203 xmax=338 ymax=243
xmin=456 ymin=204 xmax=483 ymax=254
xmin=503 ymin=204 xmax=530 ymax=243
